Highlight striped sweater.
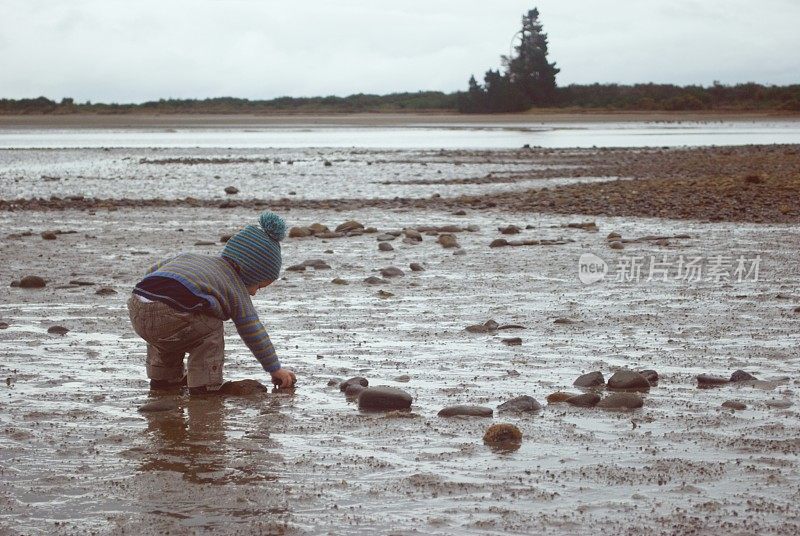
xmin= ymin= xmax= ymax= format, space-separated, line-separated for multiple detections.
xmin=137 ymin=253 xmax=280 ymax=373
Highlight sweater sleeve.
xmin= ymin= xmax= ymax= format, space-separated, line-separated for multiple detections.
xmin=232 ymin=316 xmax=281 ymax=373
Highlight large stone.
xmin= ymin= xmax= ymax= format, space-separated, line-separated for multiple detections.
xmin=378 ymin=242 xmax=394 ymax=252
xmin=597 ymin=393 xmax=644 ymax=410
xmin=438 ymin=405 xmax=493 ymax=417
xmin=339 ymin=377 xmax=369 ymax=392
xmin=18 ymin=276 xmax=46 ymax=288
xmin=358 ymin=386 xmax=413 ymax=411
xmin=289 ymin=226 xmax=312 ymax=238
xmin=220 ymin=379 xmax=268 ymax=395
xmin=565 ymin=393 xmax=601 ymax=407
xmin=483 ymin=423 xmax=522 ymax=447
xmin=335 ymin=220 xmax=364 ymax=233
xmin=497 ymin=395 xmax=542 ymax=414
xmin=607 ymin=370 xmax=651 ymax=391
xmin=574 ymin=371 xmax=605 ymax=388
xmin=730 ymin=370 xmax=757 ymax=382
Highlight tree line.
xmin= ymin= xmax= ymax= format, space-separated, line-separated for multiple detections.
xmin=2 ymin=7 xmax=798 ymax=115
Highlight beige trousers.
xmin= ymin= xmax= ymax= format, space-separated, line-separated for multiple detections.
xmin=127 ymin=295 xmax=224 ymax=389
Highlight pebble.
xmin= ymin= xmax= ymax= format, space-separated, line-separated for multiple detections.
xmin=730 ymin=370 xmax=757 ymax=382
xmin=18 ymin=276 xmax=46 ymax=288
xmin=335 ymin=220 xmax=364 ymax=233
xmin=607 ymin=232 xmax=622 ymax=240
xmin=404 ymin=229 xmax=422 ymax=241
xmin=287 ymin=264 xmax=306 ymax=272
xmin=303 ymin=259 xmax=331 ymax=270
xmin=308 ymin=223 xmax=330 ymax=234
xmin=331 ymin=278 xmax=349 ymax=285
xmin=376 ymin=234 xmax=396 ymax=242
xmin=327 ymin=378 xmax=342 ymax=387
xmin=499 ymin=225 xmax=521 ymax=235
xmin=358 ymin=386 xmax=413 ymax=411
xmin=47 ymin=325 xmax=69 ymax=335
xmin=497 ymin=395 xmax=541 ymax=414
xmin=501 ymin=337 xmax=522 ymax=346
xmin=0 ymin=322 xmax=9 ymax=329
xmin=394 ymin=374 xmax=411 ymax=383
xmin=573 ymin=371 xmax=605 ymax=388
xmin=41 ymin=231 xmax=57 ymax=240
xmin=609 ymin=241 xmax=625 ymax=250
xmin=377 ymin=290 xmax=394 ymax=298
xmin=438 ymin=405 xmax=493 ymax=417
xmin=565 ymin=393 xmax=601 ymax=407
xmin=364 ymin=276 xmax=387 ymax=285
xmin=138 ymin=398 xmax=179 ymax=413
xmin=224 ymin=186 xmax=239 ymax=195
xmin=194 ymin=241 xmax=215 ymax=246
xmin=766 ymin=399 xmax=793 ymax=409
xmin=339 ymin=377 xmax=369 ymax=392
xmin=697 ymin=374 xmax=730 ymax=387
xmin=546 ymin=391 xmax=578 ymax=404
xmin=380 ymin=266 xmax=404 ymax=278
xmin=96 ymin=287 xmax=117 ymax=296
xmin=597 ymin=393 xmax=644 ymax=410
xmin=489 ymin=239 xmax=508 ymax=248
xmin=437 ymin=234 xmax=459 ymax=248
xmin=722 ymin=400 xmax=746 ymax=410
xmin=453 ymin=249 xmax=466 ymax=256
xmin=378 ymin=242 xmax=394 ymax=252
xmin=409 ymin=263 xmax=424 ymax=272
xmin=220 ymin=379 xmax=268 ymax=395
xmin=483 ymin=423 xmax=522 ymax=447
xmin=553 ymin=318 xmax=579 ymax=324
xmin=607 ymin=370 xmax=651 ymax=391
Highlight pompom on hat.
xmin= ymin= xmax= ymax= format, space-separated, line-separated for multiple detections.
xmin=221 ymin=212 xmax=286 ymax=286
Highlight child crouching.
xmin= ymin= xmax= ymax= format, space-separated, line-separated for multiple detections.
xmin=127 ymin=211 xmax=295 ymax=394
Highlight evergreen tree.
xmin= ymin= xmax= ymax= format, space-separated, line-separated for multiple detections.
xmin=504 ymin=8 xmax=560 ymax=106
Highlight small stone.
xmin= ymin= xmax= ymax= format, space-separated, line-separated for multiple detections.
xmin=220 ymin=234 xmax=232 ymax=242
xmin=547 ymin=392 xmax=577 ymax=403
xmin=574 ymin=371 xmax=605 ymax=388
xmin=331 ymin=278 xmax=349 ymax=285
xmin=47 ymin=325 xmax=69 ymax=335
xmin=453 ymin=249 xmax=466 ymax=256
xmin=499 ymin=225 xmax=520 ymax=235
xmin=607 ymin=370 xmax=651 ymax=391
xmin=364 ymin=276 xmax=387 ymax=285
xmin=95 ymin=287 xmax=117 ymax=296
xmin=219 ymin=379 xmax=268 ymax=395
xmin=378 ymin=242 xmax=394 ymax=252
xmin=327 ymin=378 xmax=342 ymax=387
xmin=18 ymin=276 xmax=46 ymax=289
xmin=224 ymin=186 xmax=239 ymax=195
xmin=730 ymin=370 xmax=757 ymax=382
xmin=639 ymin=370 xmax=659 ymax=384
xmin=609 ymin=241 xmax=624 ymax=250
xmin=394 ymin=375 xmax=411 ymax=383
xmin=194 ymin=241 xmax=215 ymax=246
xmin=358 ymin=386 xmax=413 ymax=411
xmin=345 ymin=383 xmax=366 ymax=397
xmin=466 ymin=319 xmax=499 ymax=333
xmin=722 ymin=400 xmax=746 ymax=410
xmin=437 ymin=234 xmax=459 ymax=249
xmin=289 ymin=226 xmax=312 ymax=238
xmin=335 ymin=220 xmax=364 ymax=233
xmin=0 ymin=322 xmax=9 ymax=329
xmin=69 ymin=280 xmax=95 ymax=286
xmin=404 ymin=229 xmax=422 ymax=241
xmin=339 ymin=377 xmax=369 ymax=392
xmin=597 ymin=393 xmax=644 ymax=410
xmin=765 ymin=399 xmax=793 ymax=409
xmin=565 ymin=393 xmax=601 ymax=407
xmin=489 ymin=239 xmax=508 ymax=248
xmin=303 ymin=259 xmax=331 ymax=270
xmin=409 ymin=263 xmax=424 ymax=272
xmin=501 ymin=337 xmax=522 ymax=346
xmin=41 ymin=231 xmax=57 ymax=240
xmin=376 ymin=234 xmax=396 ymax=242
xmin=453 ymin=209 xmax=467 ymax=216
xmin=497 ymin=395 xmax=541 ymax=414
xmin=697 ymin=374 xmax=730 ymax=387
xmin=377 ymin=290 xmax=394 ymax=298
xmin=438 ymin=405 xmax=493 ymax=417
xmin=607 ymin=232 xmax=621 ymax=240
xmin=323 ymin=160 xmax=333 ymax=167
xmin=138 ymin=398 xmax=179 ymax=413
xmin=380 ymin=266 xmax=404 ymax=278
xmin=483 ymin=423 xmax=522 ymax=447
xmin=553 ymin=318 xmax=578 ymax=324
xmin=287 ymin=264 xmax=306 ymax=272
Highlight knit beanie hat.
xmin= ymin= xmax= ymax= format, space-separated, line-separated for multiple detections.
xmin=221 ymin=212 xmax=286 ymax=286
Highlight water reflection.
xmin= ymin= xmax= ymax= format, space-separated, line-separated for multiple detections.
xmin=140 ymin=395 xmax=276 ymax=485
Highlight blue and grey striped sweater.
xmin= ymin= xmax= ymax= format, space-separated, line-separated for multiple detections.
xmin=137 ymin=253 xmax=281 ymax=373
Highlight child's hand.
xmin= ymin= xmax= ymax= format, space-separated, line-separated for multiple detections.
xmin=271 ymin=368 xmax=296 ymax=389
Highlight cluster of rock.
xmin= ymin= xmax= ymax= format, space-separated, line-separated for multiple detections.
xmin=696 ymin=369 xmax=757 ymax=387
xmin=543 ymin=369 xmax=657 ymax=410
xmin=288 ymin=220 xmax=376 ymax=239
xmin=286 ymin=259 xmax=332 ymax=272
xmin=490 ymin=237 xmax=574 ymax=248
xmin=288 ymin=221 xmax=478 ymax=252
xmin=607 ymin=231 xmax=692 ymax=250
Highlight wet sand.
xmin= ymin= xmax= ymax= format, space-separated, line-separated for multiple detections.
xmin=1 ymin=143 xmax=799 ymax=534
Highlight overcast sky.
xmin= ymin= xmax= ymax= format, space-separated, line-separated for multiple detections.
xmin=1 ymin=0 xmax=798 ymax=102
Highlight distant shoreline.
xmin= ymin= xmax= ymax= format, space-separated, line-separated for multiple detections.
xmin=1 ymin=110 xmax=798 ymax=129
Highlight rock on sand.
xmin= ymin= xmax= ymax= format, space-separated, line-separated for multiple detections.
xmin=358 ymin=386 xmax=413 ymax=411
xmin=573 ymin=371 xmax=605 ymax=388
xmin=497 ymin=395 xmax=541 ymax=414
xmin=340 ymin=377 xmax=369 ymax=392
xmin=438 ymin=405 xmax=493 ymax=417
xmin=597 ymin=393 xmax=644 ymax=410
xmin=607 ymin=370 xmax=651 ymax=391
xmin=565 ymin=393 xmax=601 ymax=407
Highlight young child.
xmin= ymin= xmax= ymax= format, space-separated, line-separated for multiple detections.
xmin=127 ymin=211 xmax=295 ymax=395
